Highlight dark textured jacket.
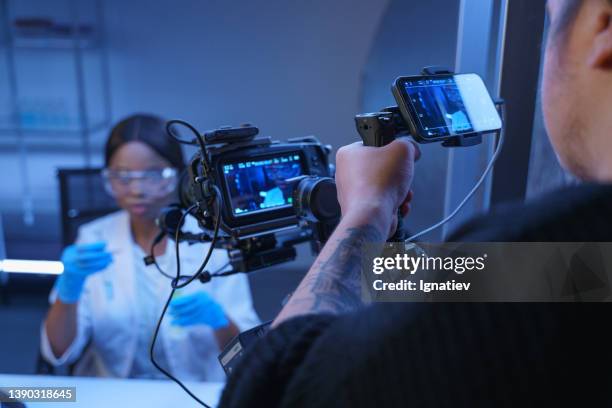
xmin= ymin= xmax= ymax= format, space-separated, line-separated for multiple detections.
xmin=220 ymin=184 xmax=612 ymax=407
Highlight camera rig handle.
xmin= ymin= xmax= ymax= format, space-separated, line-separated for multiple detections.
xmin=355 ymin=106 xmax=410 ymax=148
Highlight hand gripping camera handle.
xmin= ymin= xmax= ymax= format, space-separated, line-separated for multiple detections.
xmin=355 ymin=116 xmax=406 ymax=242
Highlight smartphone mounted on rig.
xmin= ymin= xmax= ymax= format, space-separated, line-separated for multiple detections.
xmin=355 ymin=66 xmax=502 ymax=148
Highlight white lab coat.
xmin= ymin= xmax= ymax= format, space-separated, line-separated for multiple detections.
xmin=40 ymin=210 xmax=260 ymax=380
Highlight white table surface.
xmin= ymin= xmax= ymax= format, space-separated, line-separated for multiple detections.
xmin=0 ymin=374 xmax=225 ymax=407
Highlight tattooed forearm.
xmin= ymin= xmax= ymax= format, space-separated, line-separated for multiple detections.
xmin=275 ymin=223 xmax=383 ymax=324
xmin=303 ymin=225 xmax=381 ymax=312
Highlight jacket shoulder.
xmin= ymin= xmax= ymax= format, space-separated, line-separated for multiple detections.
xmin=449 ymin=184 xmax=612 ymax=242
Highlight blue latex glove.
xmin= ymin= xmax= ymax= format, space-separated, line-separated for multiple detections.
xmin=56 ymin=241 xmax=113 ymax=303
xmin=168 ymin=292 xmax=229 ymax=330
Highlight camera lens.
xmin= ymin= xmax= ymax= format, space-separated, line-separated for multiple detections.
xmin=293 ymin=177 xmax=340 ymax=223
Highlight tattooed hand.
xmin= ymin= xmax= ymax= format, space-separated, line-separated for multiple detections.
xmin=336 ymin=138 xmax=420 ymax=238
xmin=273 ymin=138 xmax=420 ymax=326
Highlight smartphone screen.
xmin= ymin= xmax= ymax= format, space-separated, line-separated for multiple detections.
xmin=393 ymin=73 xmax=501 ymax=140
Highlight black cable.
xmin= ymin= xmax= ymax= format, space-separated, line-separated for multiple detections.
xmin=174 ymin=189 xmax=223 ymax=289
xmin=149 ymin=120 xmax=220 ymax=286
xmin=149 ymin=202 xmax=213 ymax=408
xmin=405 ymin=99 xmax=506 ymax=242
xmin=148 ymin=287 xmax=210 ymax=407
xmin=149 ymin=237 xmax=177 ymax=280
xmin=151 ymin=122 xmax=234 ymax=406
xmin=166 ymin=119 xmax=202 ymax=146
xmin=149 ymin=204 xmax=198 ymax=281
xmin=194 ymin=131 xmax=209 ymax=163
xmin=149 ymin=187 xmax=222 ymax=406
xmin=211 ymin=268 xmax=242 ymax=279
xmin=209 ymin=262 xmax=231 ymax=276
xmin=166 ymin=120 xmax=211 ymax=178
xmin=148 ymin=222 xmax=222 ymax=284
xmin=180 ymin=119 xmax=211 ymax=177
xmin=172 ymin=205 xmax=194 ymax=284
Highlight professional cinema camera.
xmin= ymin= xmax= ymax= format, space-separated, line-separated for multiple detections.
xmin=156 ymin=67 xmax=504 ymax=275
xmin=155 ymin=122 xmax=340 ymax=275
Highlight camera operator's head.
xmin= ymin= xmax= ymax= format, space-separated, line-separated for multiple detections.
xmin=543 ymin=0 xmax=612 ymax=181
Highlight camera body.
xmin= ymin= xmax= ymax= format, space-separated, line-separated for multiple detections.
xmin=179 ymin=125 xmax=334 ymax=241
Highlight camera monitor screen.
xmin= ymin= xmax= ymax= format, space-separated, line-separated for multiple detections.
xmin=395 ymin=73 xmax=501 ymax=139
xmin=222 ymin=154 xmax=304 ymax=216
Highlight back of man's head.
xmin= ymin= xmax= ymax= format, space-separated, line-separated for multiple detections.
xmin=542 ymin=0 xmax=612 ymax=181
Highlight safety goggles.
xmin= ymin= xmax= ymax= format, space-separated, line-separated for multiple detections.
xmin=101 ymin=167 xmax=178 ymax=198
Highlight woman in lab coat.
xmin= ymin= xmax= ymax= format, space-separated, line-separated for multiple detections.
xmin=41 ymin=114 xmax=260 ymax=380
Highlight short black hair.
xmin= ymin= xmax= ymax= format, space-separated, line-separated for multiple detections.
xmin=104 ymin=113 xmax=185 ymax=171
